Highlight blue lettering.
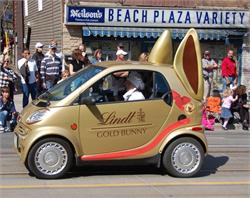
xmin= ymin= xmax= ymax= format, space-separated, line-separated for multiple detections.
xmin=108 ymin=9 xmax=114 ymax=21
xmin=177 ymin=11 xmax=182 ymax=23
xmin=239 ymin=12 xmax=245 ymax=24
xmin=185 ymin=11 xmax=191 ymax=23
xmin=212 ymin=12 xmax=217 ymax=24
xmin=124 ymin=10 xmax=131 ymax=22
xmin=220 ymin=12 xmax=223 ymax=24
xmin=203 ymin=12 xmax=210 ymax=24
xmin=231 ymin=12 xmax=236 ymax=24
xmin=225 ymin=12 xmax=230 ymax=24
xmin=169 ymin=11 xmax=175 ymax=23
xmin=117 ymin=9 xmax=122 ymax=22
xmin=133 ymin=10 xmax=139 ymax=22
xmin=162 ymin=11 xmax=166 ymax=23
xmin=142 ymin=10 xmax=147 ymax=23
xmin=196 ymin=12 xmax=202 ymax=24
xmin=154 ymin=10 xmax=159 ymax=23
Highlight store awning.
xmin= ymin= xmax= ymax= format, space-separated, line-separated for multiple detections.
xmin=82 ymin=27 xmax=244 ymax=40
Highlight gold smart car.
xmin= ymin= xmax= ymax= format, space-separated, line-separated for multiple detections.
xmin=14 ymin=29 xmax=207 ymax=179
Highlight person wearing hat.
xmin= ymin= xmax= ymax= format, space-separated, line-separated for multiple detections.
xmin=123 ymin=73 xmax=145 ymax=101
xmin=116 ymin=49 xmax=128 ymax=62
xmin=41 ymin=43 xmax=62 ymax=90
xmin=45 ymin=40 xmax=65 ymax=71
xmin=33 ymin=42 xmax=44 ymax=70
xmin=32 ymin=42 xmax=44 ymax=95
xmin=202 ymin=50 xmax=218 ymax=100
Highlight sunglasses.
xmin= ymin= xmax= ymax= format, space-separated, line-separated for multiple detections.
xmin=4 ymin=61 xmax=9 ymax=63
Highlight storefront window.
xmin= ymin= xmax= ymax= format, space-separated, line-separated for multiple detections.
xmin=85 ymin=39 xmax=130 ymax=61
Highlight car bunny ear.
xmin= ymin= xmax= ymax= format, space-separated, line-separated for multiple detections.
xmin=148 ymin=30 xmax=173 ymax=65
xmin=173 ymin=28 xmax=203 ymax=101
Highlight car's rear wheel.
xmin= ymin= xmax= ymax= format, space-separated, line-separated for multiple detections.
xmin=162 ymin=137 xmax=204 ymax=177
xmin=27 ymin=137 xmax=73 ymax=179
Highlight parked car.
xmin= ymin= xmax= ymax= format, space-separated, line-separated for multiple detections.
xmin=14 ymin=28 xmax=207 ymax=179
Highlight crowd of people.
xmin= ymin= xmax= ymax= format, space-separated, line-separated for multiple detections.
xmin=202 ymin=49 xmax=249 ymax=131
xmin=0 ymin=40 xmax=249 ymax=133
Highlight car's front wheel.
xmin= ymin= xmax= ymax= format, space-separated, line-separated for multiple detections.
xmin=162 ymin=137 xmax=204 ymax=178
xmin=27 ymin=137 xmax=73 ymax=179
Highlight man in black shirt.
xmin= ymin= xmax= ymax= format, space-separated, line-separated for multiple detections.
xmin=32 ymin=42 xmax=44 ymax=95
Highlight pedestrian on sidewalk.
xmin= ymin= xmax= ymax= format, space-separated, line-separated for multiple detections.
xmin=221 ymin=88 xmax=238 ymax=130
xmin=18 ymin=49 xmax=38 ymax=108
xmin=41 ymin=44 xmax=62 ymax=90
xmin=0 ymin=87 xmax=17 ymax=133
xmin=138 ymin=52 xmax=149 ymax=62
xmin=202 ymin=50 xmax=218 ymax=100
xmin=90 ymin=49 xmax=103 ymax=64
xmin=46 ymin=40 xmax=65 ymax=71
xmin=116 ymin=49 xmax=128 ymax=62
xmin=78 ymin=43 xmax=90 ymax=66
xmin=0 ymin=53 xmax=17 ymax=100
xmin=231 ymin=85 xmax=249 ymax=130
xmin=68 ymin=49 xmax=85 ymax=75
xmin=221 ymin=50 xmax=237 ymax=91
xmin=57 ymin=69 xmax=70 ymax=84
xmin=32 ymin=42 xmax=44 ymax=96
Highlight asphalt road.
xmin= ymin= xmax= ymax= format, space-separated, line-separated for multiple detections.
xmin=0 ymin=130 xmax=250 ymax=198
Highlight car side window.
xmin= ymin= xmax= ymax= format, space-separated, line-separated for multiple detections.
xmin=150 ymin=72 xmax=172 ymax=106
xmin=79 ymin=70 xmax=172 ymax=105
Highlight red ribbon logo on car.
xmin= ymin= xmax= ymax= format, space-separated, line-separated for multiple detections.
xmin=172 ymin=90 xmax=191 ymax=111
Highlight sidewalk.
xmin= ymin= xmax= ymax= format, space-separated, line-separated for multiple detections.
xmin=208 ymin=122 xmax=244 ymax=132
xmin=14 ymin=93 xmax=23 ymax=113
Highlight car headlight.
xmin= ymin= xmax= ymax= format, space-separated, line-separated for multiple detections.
xmin=26 ymin=109 xmax=49 ymax=124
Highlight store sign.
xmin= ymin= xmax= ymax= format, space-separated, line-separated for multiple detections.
xmin=67 ymin=6 xmax=104 ymax=23
xmin=65 ymin=6 xmax=249 ymax=28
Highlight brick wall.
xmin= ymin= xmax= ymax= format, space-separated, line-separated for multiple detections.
xmin=62 ymin=25 xmax=82 ymax=55
xmin=23 ymin=0 xmax=63 ymax=54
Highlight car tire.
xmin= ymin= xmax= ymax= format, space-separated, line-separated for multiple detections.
xmin=27 ymin=137 xmax=73 ymax=179
xmin=162 ymin=137 xmax=204 ymax=178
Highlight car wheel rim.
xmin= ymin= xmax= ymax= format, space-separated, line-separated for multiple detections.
xmin=171 ymin=142 xmax=201 ymax=174
xmin=34 ymin=142 xmax=68 ymax=176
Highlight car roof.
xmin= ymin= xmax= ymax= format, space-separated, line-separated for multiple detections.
xmin=94 ymin=61 xmax=173 ymax=69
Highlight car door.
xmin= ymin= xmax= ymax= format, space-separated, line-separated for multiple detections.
xmin=78 ymin=70 xmax=172 ymax=159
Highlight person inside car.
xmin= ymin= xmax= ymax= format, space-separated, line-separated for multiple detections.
xmin=123 ymin=73 xmax=145 ymax=101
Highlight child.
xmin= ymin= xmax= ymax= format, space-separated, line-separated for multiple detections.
xmin=221 ymin=88 xmax=238 ymax=130
xmin=203 ymin=90 xmax=221 ymax=130
xmin=57 ymin=69 xmax=70 ymax=84
xmin=0 ymin=87 xmax=17 ymax=133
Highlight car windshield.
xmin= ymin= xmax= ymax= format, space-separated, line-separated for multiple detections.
xmin=38 ymin=66 xmax=104 ymax=102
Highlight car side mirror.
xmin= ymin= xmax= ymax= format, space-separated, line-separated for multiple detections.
xmin=80 ymin=96 xmax=96 ymax=105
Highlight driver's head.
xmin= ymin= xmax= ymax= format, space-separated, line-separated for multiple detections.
xmin=125 ymin=74 xmax=144 ymax=90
